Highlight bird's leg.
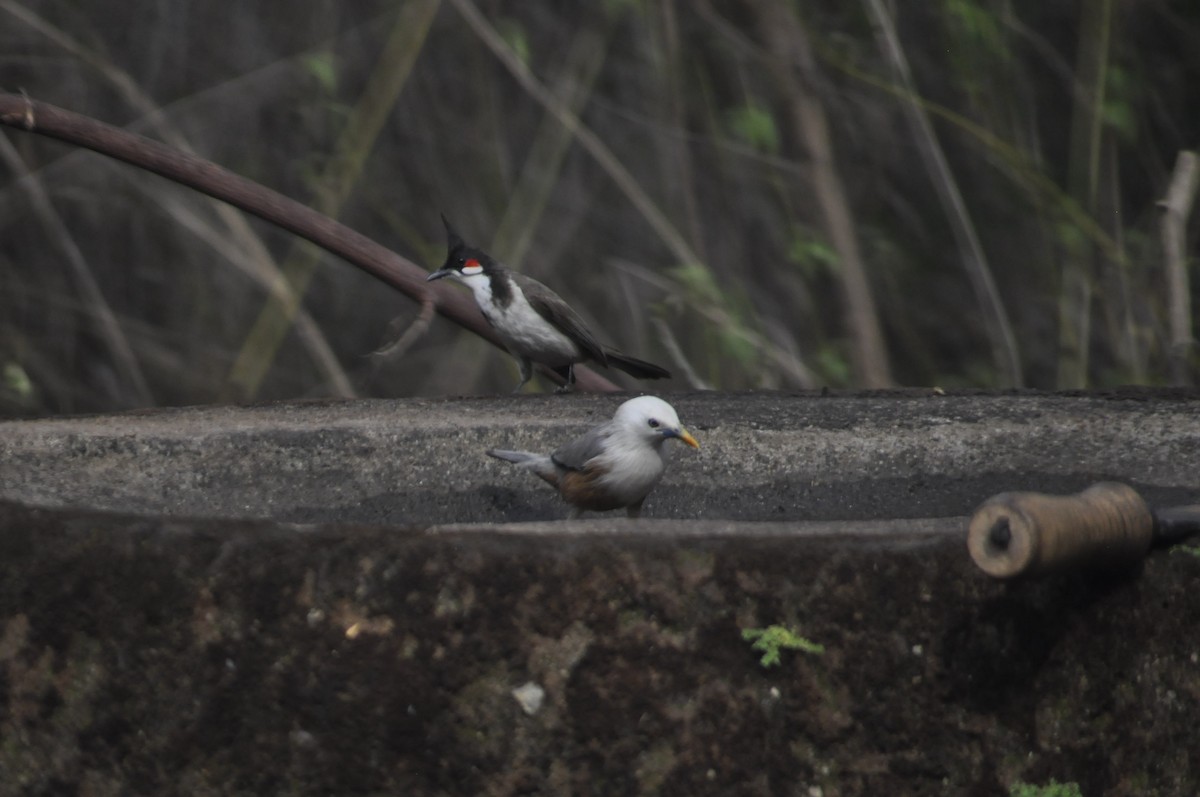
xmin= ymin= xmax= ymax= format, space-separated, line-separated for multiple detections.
xmin=554 ymin=364 xmax=576 ymax=394
xmin=513 ymin=357 xmax=533 ymax=394
xmin=567 ymin=506 xmax=583 ymax=520
xmin=626 ymin=500 xmax=644 ymax=519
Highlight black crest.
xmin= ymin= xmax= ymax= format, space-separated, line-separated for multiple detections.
xmin=441 ymin=213 xmax=466 ymax=254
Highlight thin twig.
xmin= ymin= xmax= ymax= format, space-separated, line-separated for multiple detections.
xmin=491 ymin=23 xmax=611 ymax=266
xmin=611 ymin=259 xmax=817 ymax=388
xmin=447 ymin=0 xmax=702 ymax=270
xmin=370 ymin=299 xmax=437 ymax=361
xmin=133 ymin=176 xmax=354 ymax=397
xmin=1057 ymin=0 xmax=1114 ymax=388
xmin=652 ymin=318 xmax=711 ymax=391
xmin=864 ymin=0 xmax=1022 ymax=387
xmin=0 ymin=132 xmax=154 ymax=405
xmin=1160 ymin=150 xmax=1200 ymax=385
xmin=750 ymin=0 xmax=892 ymax=388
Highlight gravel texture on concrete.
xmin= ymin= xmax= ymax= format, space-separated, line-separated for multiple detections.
xmin=1 ymin=389 xmax=1197 ymax=525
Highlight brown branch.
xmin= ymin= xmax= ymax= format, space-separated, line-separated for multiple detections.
xmin=0 ymin=92 xmax=620 ymax=393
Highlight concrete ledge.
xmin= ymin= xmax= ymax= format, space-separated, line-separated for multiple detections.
xmin=2 ymin=389 xmax=1198 ymax=524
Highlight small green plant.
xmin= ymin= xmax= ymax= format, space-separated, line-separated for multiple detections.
xmin=1009 ymin=780 xmax=1082 ymax=797
xmin=1173 ymin=544 xmax=1200 ymax=558
xmin=741 ymin=625 xmax=824 ymax=668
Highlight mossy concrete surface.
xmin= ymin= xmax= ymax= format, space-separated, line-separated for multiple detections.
xmin=0 ymin=389 xmax=1198 ymax=795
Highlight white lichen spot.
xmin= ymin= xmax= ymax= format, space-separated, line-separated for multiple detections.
xmin=512 ymin=681 xmax=545 ymax=716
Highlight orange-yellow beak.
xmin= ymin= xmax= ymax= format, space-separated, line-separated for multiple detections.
xmin=669 ymin=427 xmax=700 ymax=449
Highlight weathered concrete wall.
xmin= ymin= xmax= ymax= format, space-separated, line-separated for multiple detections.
xmin=1 ymin=390 xmax=1198 ymax=795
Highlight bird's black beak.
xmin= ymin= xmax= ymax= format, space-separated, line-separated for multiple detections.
xmin=427 ymin=267 xmax=453 ymax=282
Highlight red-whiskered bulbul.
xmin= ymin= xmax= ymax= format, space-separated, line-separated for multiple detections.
xmin=486 ymin=395 xmax=699 ymax=518
xmin=426 ymin=216 xmax=671 ymax=393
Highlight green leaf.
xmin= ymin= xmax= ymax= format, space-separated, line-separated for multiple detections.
xmin=3 ymin=362 xmax=33 ymax=399
xmin=1102 ymin=99 xmax=1136 ymax=141
xmin=499 ymin=19 xmax=531 ymax=67
xmin=944 ymin=0 xmax=1004 ymax=54
xmin=303 ymin=52 xmax=338 ymax=94
xmin=726 ymin=101 xmax=779 ymax=154
xmin=787 ymin=225 xmax=840 ymax=278
xmin=1103 ymin=66 xmax=1140 ymax=142
xmin=1053 ymin=220 xmax=1087 ymax=257
xmin=817 ymin=346 xmax=851 ymax=386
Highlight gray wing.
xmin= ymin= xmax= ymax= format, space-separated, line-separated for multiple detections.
xmin=512 ymin=273 xmax=609 ymax=366
xmin=551 ymin=423 xmax=613 ymax=471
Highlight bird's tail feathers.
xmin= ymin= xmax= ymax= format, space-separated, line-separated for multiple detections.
xmin=486 ymin=448 xmax=542 ymax=465
xmin=604 ymin=350 xmax=671 ymax=380
xmin=486 ymin=449 xmax=558 ymax=485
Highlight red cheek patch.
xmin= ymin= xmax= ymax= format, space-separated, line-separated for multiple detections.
xmin=462 ymin=258 xmax=484 ymax=276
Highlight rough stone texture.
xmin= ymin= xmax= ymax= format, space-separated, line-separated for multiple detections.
xmin=1 ymin=389 xmax=1199 ymax=795
xmin=2 ymin=504 xmax=1199 ymax=796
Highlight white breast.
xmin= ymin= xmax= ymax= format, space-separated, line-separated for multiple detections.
xmin=460 ymin=272 xmax=582 ymax=366
xmin=590 ymin=433 xmax=667 ymax=505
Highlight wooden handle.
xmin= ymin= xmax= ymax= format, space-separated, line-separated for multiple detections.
xmin=967 ymin=482 xmax=1155 ymax=579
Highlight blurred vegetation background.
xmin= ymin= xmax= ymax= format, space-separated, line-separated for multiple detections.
xmin=1 ymin=0 xmax=1198 ymax=417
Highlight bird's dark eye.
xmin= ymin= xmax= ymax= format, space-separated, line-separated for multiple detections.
xmin=647 ymin=419 xmax=660 ymax=429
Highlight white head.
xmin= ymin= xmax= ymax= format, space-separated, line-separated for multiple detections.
xmin=612 ymin=396 xmax=699 ymax=449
